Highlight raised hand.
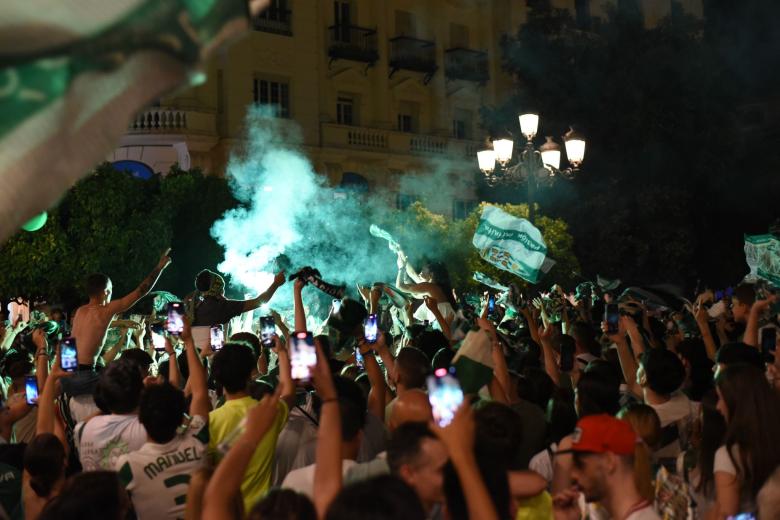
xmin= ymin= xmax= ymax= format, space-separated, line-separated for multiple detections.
xmin=158 ymin=248 xmax=172 ymax=269
xmin=273 ymin=271 xmax=286 ymax=287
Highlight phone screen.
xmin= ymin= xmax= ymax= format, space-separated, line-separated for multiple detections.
xmin=605 ymin=304 xmax=620 ymax=334
xmin=166 ymin=302 xmax=185 ymax=335
xmin=210 ymin=325 xmax=225 ymax=352
xmin=354 ymin=347 xmax=364 ymax=369
xmin=25 ymin=376 xmax=38 ymax=405
xmin=427 ymin=367 xmax=464 ymax=427
xmin=260 ymin=316 xmax=276 ymax=347
xmin=560 ymin=342 xmax=575 ymax=372
xmin=332 ymin=299 xmax=342 ymax=314
xmin=151 ymin=330 xmax=166 ymax=351
xmin=290 ymin=332 xmax=316 ymax=382
xmin=488 ymin=294 xmax=496 ymax=315
xmin=761 ymin=327 xmax=777 ymax=357
xmin=61 ymin=337 xmax=78 ymax=372
xmin=364 ymin=314 xmax=378 ymax=343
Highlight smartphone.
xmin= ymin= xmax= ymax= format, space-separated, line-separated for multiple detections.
xmin=364 ymin=314 xmax=378 ymax=344
xmin=332 ymin=299 xmax=342 ymax=314
xmin=260 ymin=316 xmax=276 ymax=348
xmin=25 ymin=376 xmax=39 ymax=405
xmin=560 ymin=341 xmax=575 ymax=372
xmin=761 ymin=327 xmax=777 ymax=359
xmin=210 ymin=325 xmax=225 ymax=352
xmin=61 ymin=337 xmax=78 ymax=372
xmin=290 ymin=331 xmax=317 ymax=382
xmin=355 ymin=347 xmax=364 ymax=369
xmin=166 ymin=302 xmax=185 ymax=335
xmin=427 ymin=367 xmax=464 ymax=428
xmin=605 ymin=303 xmax=620 ymax=334
xmin=488 ymin=294 xmax=496 ymax=317
xmin=151 ymin=329 xmax=166 ymax=352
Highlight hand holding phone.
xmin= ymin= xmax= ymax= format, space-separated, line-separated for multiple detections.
xmin=427 ymin=367 xmax=464 ymax=428
xmin=60 ymin=337 xmax=78 ymax=372
xmin=290 ymin=331 xmax=317 ymax=382
xmin=364 ymin=314 xmax=378 ymax=344
xmin=260 ymin=316 xmax=276 ymax=348
xmin=166 ymin=302 xmax=185 ymax=335
xmin=25 ymin=376 xmax=39 ymax=405
xmin=354 ymin=347 xmax=365 ymax=369
xmin=605 ymin=304 xmax=620 ymax=334
xmin=210 ymin=325 xmax=225 ymax=352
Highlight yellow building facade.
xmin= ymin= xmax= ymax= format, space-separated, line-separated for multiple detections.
xmin=110 ymin=0 xmax=702 ymax=217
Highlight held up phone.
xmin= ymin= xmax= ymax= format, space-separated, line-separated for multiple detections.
xmin=151 ymin=328 xmax=166 ymax=352
xmin=290 ymin=331 xmax=317 ymax=382
xmin=488 ymin=294 xmax=496 ymax=317
xmin=355 ymin=347 xmax=364 ymax=369
xmin=761 ymin=327 xmax=777 ymax=358
xmin=210 ymin=325 xmax=225 ymax=352
xmin=260 ymin=316 xmax=276 ymax=348
xmin=605 ymin=304 xmax=620 ymax=334
xmin=332 ymin=299 xmax=342 ymax=314
xmin=560 ymin=341 xmax=575 ymax=372
xmin=364 ymin=314 xmax=378 ymax=343
xmin=61 ymin=337 xmax=78 ymax=372
xmin=25 ymin=376 xmax=39 ymax=405
xmin=427 ymin=367 xmax=464 ymax=428
xmin=166 ymin=302 xmax=185 ymax=335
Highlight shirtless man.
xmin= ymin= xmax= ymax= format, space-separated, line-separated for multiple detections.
xmin=71 ymin=249 xmax=172 ymax=368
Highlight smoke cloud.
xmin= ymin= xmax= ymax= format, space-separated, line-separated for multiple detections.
xmin=211 ymin=107 xmax=468 ymax=314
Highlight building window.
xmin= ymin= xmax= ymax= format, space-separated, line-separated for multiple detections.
xmin=449 ymin=23 xmax=469 ymax=48
xmin=337 ymin=95 xmax=357 ymax=125
xmin=397 ymin=193 xmax=418 ymax=210
xmin=397 ymin=101 xmax=419 ymax=133
xmin=253 ymin=78 xmax=290 ymax=118
xmin=254 ymin=0 xmax=292 ymax=35
xmin=334 ymin=0 xmax=353 ymax=42
xmin=452 ymin=108 xmax=473 ymax=139
xmin=453 ymin=199 xmax=477 ymax=220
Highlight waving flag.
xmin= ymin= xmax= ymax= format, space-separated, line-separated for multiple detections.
xmin=745 ymin=234 xmax=780 ymax=286
xmin=0 ymin=0 xmax=253 ymax=242
xmin=472 ymin=205 xmax=555 ymax=284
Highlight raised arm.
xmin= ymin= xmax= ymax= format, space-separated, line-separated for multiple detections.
xmin=293 ymin=278 xmax=307 ymax=333
xmin=312 ymin=340 xmax=341 ymax=519
xmin=202 ymin=391 xmax=280 ymax=518
xmin=624 ymin=315 xmax=647 ymax=360
xmin=604 ymin=317 xmax=642 ymax=398
xmin=164 ymin=336 xmax=182 ymax=390
xmin=108 ymin=248 xmax=172 ymax=314
xmin=272 ymin=336 xmax=296 ymax=409
xmin=424 ymin=296 xmax=452 ymax=340
xmin=243 ymin=271 xmax=286 ymax=313
xmin=538 ymin=323 xmax=561 ymax=387
xmin=36 ymin=348 xmax=72 ymax=447
xmin=180 ymin=319 xmax=209 ymax=418
xmin=694 ymin=305 xmax=718 ymax=361
xmin=744 ymin=295 xmax=776 ymax=348
xmin=362 ymin=334 xmax=388 ymax=421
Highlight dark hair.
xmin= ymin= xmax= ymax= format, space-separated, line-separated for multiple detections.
xmin=444 ymin=451 xmax=510 ymax=520
xmin=569 ymin=322 xmax=601 ymax=357
xmin=695 ymin=389 xmax=727 ymax=496
xmin=432 ymin=348 xmax=455 ymax=372
xmin=139 ymin=382 xmax=186 ymax=443
xmin=395 ymin=348 xmax=430 ymax=390
xmin=211 ymin=343 xmax=255 ymax=394
xmin=120 ymin=348 xmax=154 ymax=374
xmin=583 ymin=359 xmax=622 ymax=389
xmin=546 ymin=396 xmax=578 ymax=444
xmin=387 ymin=422 xmax=437 ymax=475
xmin=24 ymin=434 xmax=66 ymax=498
xmin=715 ymin=342 xmax=763 ymax=370
xmin=231 ymin=332 xmax=262 ymax=360
xmin=576 ymin=370 xmax=621 ymax=417
xmin=716 ymin=364 xmax=780 ymax=497
xmin=95 ymin=358 xmax=144 ymax=414
xmin=325 ymin=475 xmax=426 ymax=520
xmin=733 ymin=283 xmax=755 ymax=307
xmin=519 ymin=367 xmax=555 ymax=410
xmin=327 ymin=299 xmax=368 ymax=337
xmin=675 ymin=338 xmax=714 ymax=401
xmin=195 ymin=270 xmax=214 ymax=292
xmin=475 ymin=402 xmax=525 ymax=470
xmin=640 ymin=348 xmax=685 ymax=396
xmin=410 ymin=330 xmax=450 ymax=362
xmin=422 ymin=261 xmax=457 ymax=309
xmin=38 ymin=471 xmax=130 ymax=520
xmin=332 ymin=376 xmax=367 ymax=442
xmin=249 ymin=488 xmax=316 ymax=520
xmin=85 ymin=274 xmax=110 ymax=298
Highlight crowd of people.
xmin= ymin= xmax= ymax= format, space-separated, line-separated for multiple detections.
xmin=1 ymin=245 xmax=779 ymax=520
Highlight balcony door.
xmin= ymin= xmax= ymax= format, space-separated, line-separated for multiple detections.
xmin=334 ymin=1 xmax=352 ymax=42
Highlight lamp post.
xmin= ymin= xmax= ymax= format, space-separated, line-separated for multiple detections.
xmin=477 ymin=113 xmax=586 ymax=222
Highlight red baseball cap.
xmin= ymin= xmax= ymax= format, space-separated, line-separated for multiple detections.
xmin=557 ymin=414 xmax=637 ymax=455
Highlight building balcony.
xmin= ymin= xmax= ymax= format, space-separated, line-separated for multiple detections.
xmin=389 ymin=36 xmax=437 ymax=81
xmin=252 ymin=8 xmax=293 ymax=35
xmin=127 ymin=107 xmax=216 ymax=137
xmin=328 ymin=25 xmax=379 ymax=65
xmin=321 ymin=123 xmax=481 ymax=159
xmin=444 ymin=48 xmax=489 ymax=83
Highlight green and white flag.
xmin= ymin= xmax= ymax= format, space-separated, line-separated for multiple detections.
xmin=452 ymin=329 xmax=494 ymax=395
xmin=0 ymin=0 xmax=250 ymax=242
xmin=472 ymin=205 xmax=555 ymax=284
xmin=745 ymin=234 xmax=780 ymax=286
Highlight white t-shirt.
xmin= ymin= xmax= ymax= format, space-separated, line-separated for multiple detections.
xmin=76 ymin=414 xmax=147 ymax=471
xmin=282 ymin=459 xmax=357 ymax=498
xmin=714 ymin=444 xmax=755 ymax=513
xmin=626 ymin=505 xmax=661 ymax=520
xmin=650 ymin=392 xmax=695 ymax=458
xmin=116 ymin=415 xmax=208 ymax=520
xmin=529 ymin=443 xmax=557 ymax=483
